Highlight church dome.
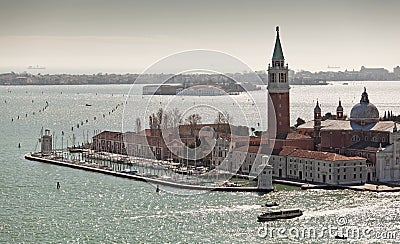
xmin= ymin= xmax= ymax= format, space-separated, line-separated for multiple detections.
xmin=350 ymin=88 xmax=379 ymax=124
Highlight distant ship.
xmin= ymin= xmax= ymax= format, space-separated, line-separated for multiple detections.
xmin=27 ymin=65 xmax=46 ymax=70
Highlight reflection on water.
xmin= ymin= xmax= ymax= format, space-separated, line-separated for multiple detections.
xmin=1 ymin=82 xmax=400 ymax=242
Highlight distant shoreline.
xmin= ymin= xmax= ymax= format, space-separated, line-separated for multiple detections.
xmin=2 ymin=70 xmax=399 ymax=86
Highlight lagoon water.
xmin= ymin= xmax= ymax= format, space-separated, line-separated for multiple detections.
xmin=1 ymin=81 xmax=400 ymax=243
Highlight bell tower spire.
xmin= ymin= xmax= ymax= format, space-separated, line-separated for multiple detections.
xmin=268 ymin=26 xmax=290 ymax=139
xmin=272 ymin=26 xmax=285 ymax=61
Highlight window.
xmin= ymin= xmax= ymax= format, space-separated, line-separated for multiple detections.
xmin=329 ymin=175 xmax=331 ymax=180
xmin=360 ymin=173 xmax=362 ymax=178
xmin=279 ymin=73 xmax=284 ymax=82
xmin=354 ymin=174 xmax=356 ymax=179
xmin=352 ymin=135 xmax=360 ymax=142
xmin=270 ymin=73 xmax=275 ymax=82
xmin=310 ymin=173 xmax=312 ymax=177
xmin=354 ymin=168 xmax=356 ymax=171
xmin=338 ymin=175 xmax=340 ymax=180
xmin=344 ymin=175 xmax=346 ymax=179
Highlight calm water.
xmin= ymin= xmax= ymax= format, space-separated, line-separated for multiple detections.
xmin=1 ymin=82 xmax=400 ymax=243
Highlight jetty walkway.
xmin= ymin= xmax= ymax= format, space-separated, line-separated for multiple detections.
xmin=24 ymin=153 xmax=272 ymax=193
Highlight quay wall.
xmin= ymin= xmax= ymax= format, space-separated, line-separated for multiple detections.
xmin=24 ymin=153 xmax=272 ymax=193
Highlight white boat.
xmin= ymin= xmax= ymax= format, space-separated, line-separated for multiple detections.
xmin=121 ymin=168 xmax=138 ymax=175
xmin=263 ymin=201 xmax=279 ymax=207
xmin=257 ymin=209 xmax=302 ymax=221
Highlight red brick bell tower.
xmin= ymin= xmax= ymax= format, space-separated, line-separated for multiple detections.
xmin=268 ymin=26 xmax=290 ymax=140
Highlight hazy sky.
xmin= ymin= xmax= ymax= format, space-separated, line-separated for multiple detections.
xmin=0 ymin=0 xmax=399 ymax=74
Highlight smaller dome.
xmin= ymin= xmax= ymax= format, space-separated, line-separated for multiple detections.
xmin=350 ymin=88 xmax=379 ymax=124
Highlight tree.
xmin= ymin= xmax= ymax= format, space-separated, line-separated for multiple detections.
xmin=295 ymin=117 xmax=306 ymax=127
xmin=214 ymin=111 xmax=232 ymax=137
xmin=186 ymin=113 xmax=202 ymax=125
xmin=162 ymin=111 xmax=169 ymax=129
xmin=171 ymin=107 xmax=182 ymax=128
xmin=156 ymin=108 xmax=163 ymax=129
xmin=135 ymin=117 xmax=142 ymax=133
xmin=149 ymin=113 xmax=158 ymax=130
xmin=148 ymin=108 xmax=165 ymax=130
xmin=323 ymin=112 xmax=332 ymax=120
xmin=186 ymin=113 xmax=202 ymax=136
xmin=214 ymin=111 xmax=232 ymax=124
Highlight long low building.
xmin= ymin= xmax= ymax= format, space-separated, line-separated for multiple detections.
xmin=269 ymin=147 xmax=367 ymax=185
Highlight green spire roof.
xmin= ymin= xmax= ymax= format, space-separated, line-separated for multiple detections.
xmin=272 ymin=26 xmax=285 ymax=61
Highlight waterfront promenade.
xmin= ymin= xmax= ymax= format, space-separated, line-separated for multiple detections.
xmin=25 ymin=150 xmax=400 ymax=193
xmin=24 ymin=152 xmax=272 ymax=193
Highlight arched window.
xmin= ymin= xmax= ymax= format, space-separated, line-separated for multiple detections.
xmin=351 ymin=135 xmax=360 ymax=142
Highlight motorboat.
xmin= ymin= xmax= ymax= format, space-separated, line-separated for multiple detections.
xmin=257 ymin=209 xmax=302 ymax=221
xmin=264 ymin=201 xmax=279 ymax=207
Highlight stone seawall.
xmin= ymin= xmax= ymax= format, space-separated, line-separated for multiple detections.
xmin=24 ymin=153 xmax=272 ymax=193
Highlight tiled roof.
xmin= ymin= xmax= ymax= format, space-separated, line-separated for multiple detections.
xmin=298 ymin=120 xmax=397 ymax=132
xmin=347 ymin=141 xmax=387 ymax=151
xmin=286 ymin=133 xmax=312 ymax=140
xmin=278 ymin=146 xmax=299 ymax=156
xmin=279 ymin=146 xmax=364 ymax=162
xmin=93 ymin=130 xmax=123 ymax=140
